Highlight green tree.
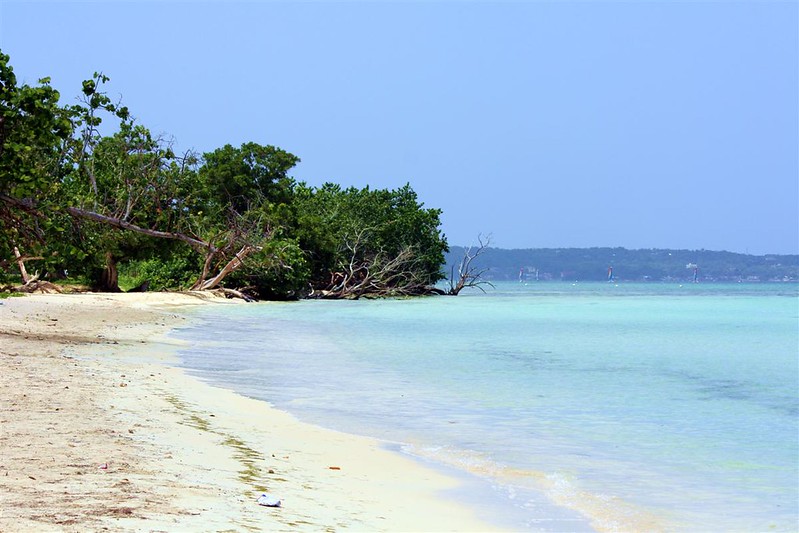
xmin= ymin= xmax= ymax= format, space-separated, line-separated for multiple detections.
xmin=0 ymin=50 xmax=77 ymax=283
xmin=292 ymin=183 xmax=448 ymax=298
xmin=198 ymin=142 xmax=299 ymax=214
xmin=63 ymin=122 xmax=184 ymax=290
xmin=0 ymin=51 xmax=450 ymax=299
xmin=184 ymin=142 xmax=305 ymax=294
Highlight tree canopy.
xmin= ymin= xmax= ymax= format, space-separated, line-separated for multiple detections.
xmin=0 ymin=52 xmax=450 ymax=299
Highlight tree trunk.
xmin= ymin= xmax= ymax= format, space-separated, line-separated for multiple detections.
xmin=13 ymin=246 xmax=30 ymax=284
xmin=98 ymin=252 xmax=121 ymax=292
xmin=191 ymin=250 xmax=216 ymax=290
xmin=192 ymin=245 xmax=257 ymax=291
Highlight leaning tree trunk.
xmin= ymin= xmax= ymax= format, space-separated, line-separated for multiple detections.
xmin=191 ymin=245 xmax=257 ymax=291
xmin=98 ymin=252 xmax=121 ymax=292
xmin=13 ymin=246 xmax=31 ymax=284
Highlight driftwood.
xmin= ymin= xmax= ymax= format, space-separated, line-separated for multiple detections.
xmin=126 ymin=280 xmax=150 ymax=293
xmin=309 ymin=239 xmax=439 ymax=299
xmin=209 ymin=287 xmax=256 ymax=302
xmin=13 ymin=278 xmax=63 ymax=294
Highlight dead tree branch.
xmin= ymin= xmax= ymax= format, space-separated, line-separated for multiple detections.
xmin=446 ymin=234 xmax=494 ymax=295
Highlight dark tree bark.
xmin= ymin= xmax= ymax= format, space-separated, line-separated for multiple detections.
xmin=98 ymin=252 xmax=121 ymax=292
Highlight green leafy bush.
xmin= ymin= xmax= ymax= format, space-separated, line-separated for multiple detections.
xmin=119 ymin=254 xmax=199 ymax=291
xmin=226 ymin=238 xmax=310 ymax=300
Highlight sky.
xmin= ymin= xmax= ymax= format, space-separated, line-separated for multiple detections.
xmin=1 ymin=1 xmax=797 ymax=254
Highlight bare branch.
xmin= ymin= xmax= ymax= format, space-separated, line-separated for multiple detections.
xmin=447 ymin=233 xmax=494 ymax=295
xmin=65 ymin=205 xmax=212 ymax=252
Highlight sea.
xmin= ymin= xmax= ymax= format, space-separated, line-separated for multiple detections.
xmin=171 ymin=282 xmax=799 ymax=532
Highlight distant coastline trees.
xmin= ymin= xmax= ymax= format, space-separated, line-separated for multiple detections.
xmin=445 ymin=246 xmax=799 ymax=283
xmin=0 ymin=52 xmax=449 ymax=299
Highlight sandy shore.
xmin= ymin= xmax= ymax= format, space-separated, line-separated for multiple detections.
xmin=0 ymin=292 xmax=500 ymax=532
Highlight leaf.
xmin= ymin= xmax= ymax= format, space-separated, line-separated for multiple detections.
xmin=82 ymin=79 xmax=96 ymax=96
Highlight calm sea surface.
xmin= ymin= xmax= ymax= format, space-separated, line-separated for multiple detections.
xmin=173 ymin=282 xmax=799 ymax=531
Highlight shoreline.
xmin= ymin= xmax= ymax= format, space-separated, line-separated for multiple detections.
xmin=0 ymin=292 xmax=501 ymax=531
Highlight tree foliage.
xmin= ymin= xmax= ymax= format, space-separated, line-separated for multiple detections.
xmin=0 ymin=52 xmax=450 ymax=298
xmin=292 ymin=183 xmax=447 ymax=297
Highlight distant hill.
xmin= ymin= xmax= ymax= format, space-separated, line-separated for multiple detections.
xmin=444 ymin=247 xmax=799 ymax=283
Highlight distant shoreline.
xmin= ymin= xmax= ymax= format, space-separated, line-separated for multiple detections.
xmin=446 ymin=246 xmax=799 ymax=283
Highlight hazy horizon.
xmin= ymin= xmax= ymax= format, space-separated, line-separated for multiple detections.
xmin=446 ymin=243 xmax=798 ymax=257
xmin=1 ymin=1 xmax=796 ymax=255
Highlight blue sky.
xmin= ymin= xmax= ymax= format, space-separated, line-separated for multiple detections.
xmin=1 ymin=1 xmax=797 ymax=254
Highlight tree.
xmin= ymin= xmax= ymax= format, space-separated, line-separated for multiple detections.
xmin=63 ymin=121 xmax=184 ymax=290
xmin=184 ymin=142 xmax=304 ymax=295
xmin=293 ymin=183 xmax=449 ymax=298
xmin=0 ymin=52 xmax=451 ymax=300
xmin=0 ymin=57 xmax=292 ymax=295
xmin=198 ymin=142 xmax=298 ymax=214
xmin=0 ymin=51 xmax=75 ymax=284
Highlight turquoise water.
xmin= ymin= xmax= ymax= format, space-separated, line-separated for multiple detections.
xmin=174 ymin=283 xmax=799 ymax=531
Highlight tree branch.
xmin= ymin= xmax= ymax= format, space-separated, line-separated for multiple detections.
xmin=447 ymin=234 xmax=494 ymax=295
xmin=65 ymin=205 xmax=213 ymax=252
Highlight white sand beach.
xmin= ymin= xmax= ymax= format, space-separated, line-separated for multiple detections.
xmin=0 ymin=292 xmax=500 ymax=532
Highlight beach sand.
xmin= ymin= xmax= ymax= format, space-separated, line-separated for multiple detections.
xmin=0 ymin=292 xmax=500 ymax=532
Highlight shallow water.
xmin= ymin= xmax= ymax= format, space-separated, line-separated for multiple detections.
xmin=173 ymin=282 xmax=799 ymax=531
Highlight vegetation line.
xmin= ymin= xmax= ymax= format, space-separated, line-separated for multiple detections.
xmin=0 ymin=51 xmax=475 ymax=300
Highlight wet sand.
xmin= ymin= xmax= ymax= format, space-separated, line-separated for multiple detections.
xmin=0 ymin=293 xmax=500 ymax=532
